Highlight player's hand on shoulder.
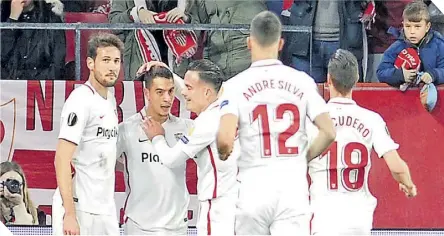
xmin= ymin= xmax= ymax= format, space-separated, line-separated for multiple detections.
xmin=399 ymin=183 xmax=417 ymax=198
xmin=63 ymin=213 xmax=80 ymax=235
xmin=141 ymin=117 xmax=165 ymax=141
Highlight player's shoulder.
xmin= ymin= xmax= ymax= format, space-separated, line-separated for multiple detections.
xmin=119 ymin=112 xmax=142 ymax=131
xmin=68 ymin=83 xmax=96 ymax=100
xmin=348 ymin=104 xmax=386 ymax=126
xmin=168 ymin=115 xmax=194 ymax=129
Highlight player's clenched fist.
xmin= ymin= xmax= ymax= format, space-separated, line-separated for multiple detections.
xmin=399 ymin=183 xmax=417 ymax=198
xmin=63 ymin=213 xmax=80 ymax=235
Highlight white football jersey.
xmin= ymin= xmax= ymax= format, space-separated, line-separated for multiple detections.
xmin=220 ymin=59 xmax=327 ymax=182
xmin=155 ymin=100 xmax=239 ymax=201
xmin=117 ymin=108 xmax=192 ymax=231
xmin=56 ymin=81 xmax=118 ymax=215
xmin=308 ymin=97 xmax=399 ymax=201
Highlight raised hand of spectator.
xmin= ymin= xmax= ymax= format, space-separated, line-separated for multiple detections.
xmin=166 ymin=7 xmax=186 ymax=23
xmin=402 ymin=61 xmax=418 ymax=83
xmin=10 ymin=0 xmax=25 ymax=20
xmin=138 ymin=8 xmax=156 ymax=24
xmin=420 ymin=72 xmax=434 ymax=84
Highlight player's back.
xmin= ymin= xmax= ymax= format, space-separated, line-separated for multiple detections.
xmin=191 ymin=101 xmax=239 ymax=201
xmin=224 ymin=60 xmax=326 ymax=184
xmin=309 ymin=97 xmax=399 ymax=206
xmin=118 ymin=111 xmax=192 ymax=230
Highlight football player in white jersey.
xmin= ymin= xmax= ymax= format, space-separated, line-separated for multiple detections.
xmin=307 ymin=49 xmax=417 ymax=236
xmin=53 ymin=33 xmax=123 ymax=235
xmin=142 ymin=59 xmax=239 ymax=236
xmin=217 ymin=11 xmax=336 ymax=235
xmin=116 ymin=63 xmax=193 ymax=235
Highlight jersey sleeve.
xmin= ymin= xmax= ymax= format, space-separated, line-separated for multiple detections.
xmin=372 ymin=114 xmax=399 ymax=157
xmin=306 ymin=81 xmax=328 ymax=121
xmin=219 ymin=82 xmax=239 ymax=117
xmin=175 ymin=115 xmax=216 ymax=158
xmin=58 ymin=91 xmax=89 ymax=145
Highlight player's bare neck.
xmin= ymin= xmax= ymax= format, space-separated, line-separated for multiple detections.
xmin=330 ymin=90 xmax=353 ymax=100
xmin=251 ymin=51 xmax=279 ymax=64
xmin=146 ymin=108 xmax=168 ymax=124
xmin=197 ymin=97 xmax=218 ymax=115
xmin=89 ymin=77 xmax=108 ymax=99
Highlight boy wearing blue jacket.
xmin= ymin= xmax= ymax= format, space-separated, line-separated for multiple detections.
xmin=377 ymin=1 xmax=444 ymax=87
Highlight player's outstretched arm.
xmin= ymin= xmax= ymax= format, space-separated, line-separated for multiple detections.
xmin=217 ymin=113 xmax=238 ymax=161
xmin=383 ymin=150 xmax=417 ymax=198
xmin=307 ymin=112 xmax=336 ymax=162
xmin=54 ymin=139 xmax=80 ymax=235
xmin=141 ymin=117 xmax=190 ymax=168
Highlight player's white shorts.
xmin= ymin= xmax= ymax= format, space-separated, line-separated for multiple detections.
xmin=124 ymin=217 xmax=187 ymax=235
xmin=196 ymin=193 xmax=236 ymax=236
xmin=235 ymin=172 xmax=311 ymax=236
xmin=52 ymin=194 xmax=119 ymax=235
xmin=310 ymin=195 xmax=376 ymax=236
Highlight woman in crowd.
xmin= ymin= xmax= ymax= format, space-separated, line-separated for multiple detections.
xmin=0 ymin=161 xmax=38 ymax=225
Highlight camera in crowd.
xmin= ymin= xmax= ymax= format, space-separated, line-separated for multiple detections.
xmin=1 ymin=179 xmax=22 ymax=195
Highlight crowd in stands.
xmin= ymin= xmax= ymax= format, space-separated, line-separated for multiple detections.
xmin=1 ymin=0 xmax=443 ymax=89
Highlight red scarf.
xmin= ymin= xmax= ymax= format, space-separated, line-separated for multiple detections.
xmin=135 ymin=12 xmax=197 ymax=64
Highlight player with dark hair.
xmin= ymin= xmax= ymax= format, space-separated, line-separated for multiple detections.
xmin=142 ymin=59 xmax=239 ymax=236
xmin=217 ymin=11 xmax=336 ymax=235
xmin=116 ymin=61 xmax=193 ymax=235
xmin=53 ymin=32 xmax=124 ymax=235
xmin=309 ymin=49 xmax=417 ymax=235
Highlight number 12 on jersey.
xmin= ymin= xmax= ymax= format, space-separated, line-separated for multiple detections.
xmin=323 ymin=142 xmax=369 ymax=191
xmin=252 ymin=103 xmax=300 ymax=158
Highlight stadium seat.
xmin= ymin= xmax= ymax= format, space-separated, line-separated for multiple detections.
xmin=64 ymin=12 xmax=124 ymax=81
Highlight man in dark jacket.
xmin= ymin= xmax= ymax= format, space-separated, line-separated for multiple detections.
xmin=377 ymin=1 xmax=444 ymax=87
xmin=282 ymin=0 xmax=368 ymax=83
xmin=1 ymin=0 xmax=66 ymax=80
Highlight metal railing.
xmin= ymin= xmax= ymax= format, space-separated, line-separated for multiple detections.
xmin=0 ymin=22 xmax=312 ymax=81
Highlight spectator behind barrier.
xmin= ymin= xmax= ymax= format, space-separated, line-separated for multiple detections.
xmin=377 ymin=1 xmax=444 ymax=87
xmin=0 ymin=161 xmax=38 ymax=225
xmin=185 ymin=0 xmax=267 ymax=80
xmin=366 ymin=0 xmax=413 ymax=82
xmin=281 ymin=0 xmax=370 ymax=83
xmin=109 ymin=0 xmax=186 ymax=80
xmin=0 ymin=0 xmax=66 ymax=80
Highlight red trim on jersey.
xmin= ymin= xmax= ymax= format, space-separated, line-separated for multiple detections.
xmin=207 ymin=146 xmax=217 ymax=198
xmin=310 ymin=212 xmax=314 ymax=235
xmin=139 ymin=111 xmax=144 ymax=119
xmin=81 ymin=83 xmax=95 ymax=94
xmin=207 ymin=200 xmax=212 ymax=235
xmin=122 ymin=152 xmax=132 ymax=223
xmin=329 ymin=101 xmax=354 ymax=105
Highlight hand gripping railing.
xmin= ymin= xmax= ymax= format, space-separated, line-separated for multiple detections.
xmin=0 ymin=22 xmax=312 ymax=80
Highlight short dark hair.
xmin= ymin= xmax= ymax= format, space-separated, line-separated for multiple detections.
xmin=403 ymin=1 xmax=430 ymax=23
xmin=87 ymin=32 xmax=124 ymax=59
xmin=187 ymin=59 xmax=224 ymax=93
xmin=327 ymin=49 xmax=359 ymax=95
xmin=250 ymin=11 xmax=282 ymax=47
xmin=137 ymin=65 xmax=174 ymax=88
